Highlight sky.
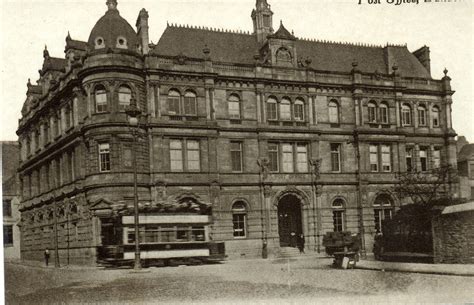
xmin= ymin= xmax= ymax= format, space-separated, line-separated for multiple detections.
xmin=0 ymin=0 xmax=472 ymax=141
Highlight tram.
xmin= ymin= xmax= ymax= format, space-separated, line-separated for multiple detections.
xmin=97 ymin=212 xmax=225 ymax=267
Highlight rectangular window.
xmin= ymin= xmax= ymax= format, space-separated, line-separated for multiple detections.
xmin=263 ymin=15 xmax=270 ymax=27
xmin=381 ymin=145 xmax=391 ymax=172
xmin=406 ymin=147 xmax=414 ymax=172
xmin=96 ymin=93 xmax=108 ymax=113
xmin=280 ymin=103 xmax=291 ymax=120
xmin=418 ymin=108 xmax=426 ymax=126
xmin=268 ymin=143 xmax=279 ymax=172
xmin=266 ymin=102 xmax=277 ymax=120
xmin=294 ymin=103 xmax=304 ymax=121
xmin=380 ymin=106 xmax=388 ymax=124
xmin=419 ymin=148 xmax=428 ymax=172
xmin=370 ymin=145 xmax=378 ymax=172
xmin=3 ymin=199 xmax=12 ymax=217
xmin=170 ymin=140 xmax=183 ymax=172
xmin=183 ymin=97 xmax=197 ymax=116
xmin=368 ymin=106 xmax=377 ymax=123
xmin=433 ymin=148 xmax=441 ymax=169
xmin=99 ymin=143 xmax=111 ymax=172
xmin=186 ymin=140 xmax=200 ymax=171
xmin=228 ymin=101 xmax=241 ymax=119
xmin=67 ymin=151 xmax=74 ymax=182
xmin=374 ymin=209 xmax=392 ymax=233
xmin=296 ymin=144 xmax=308 ymax=173
xmin=232 ymin=214 xmax=246 ymax=238
xmin=230 ymin=141 xmax=243 ymax=172
xmin=333 ymin=211 xmax=344 ymax=232
xmin=55 ymin=159 xmax=61 ymax=187
xmin=282 ymin=143 xmax=294 ymax=173
xmin=3 ymin=225 xmax=13 ymax=246
xmin=330 ymin=143 xmax=341 ymax=172
xmin=168 ymin=96 xmax=180 ymax=115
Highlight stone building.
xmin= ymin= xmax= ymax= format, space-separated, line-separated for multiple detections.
xmin=457 ymin=141 xmax=474 ymax=200
xmin=2 ymin=141 xmax=21 ymax=259
xmin=16 ymin=0 xmax=457 ymax=264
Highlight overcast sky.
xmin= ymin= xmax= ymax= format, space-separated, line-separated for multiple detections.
xmin=0 ymin=0 xmax=472 ymax=141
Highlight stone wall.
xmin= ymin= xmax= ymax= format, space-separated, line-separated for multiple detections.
xmin=433 ymin=209 xmax=474 ymax=264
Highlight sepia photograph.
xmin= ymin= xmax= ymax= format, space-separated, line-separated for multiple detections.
xmin=1 ymin=0 xmax=473 ymax=304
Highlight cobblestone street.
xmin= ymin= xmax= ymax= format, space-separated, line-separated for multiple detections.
xmin=5 ymin=257 xmax=474 ymax=304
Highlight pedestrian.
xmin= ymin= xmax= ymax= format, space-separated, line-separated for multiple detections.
xmin=297 ymin=234 xmax=305 ymax=254
xmin=44 ymin=248 xmax=50 ymax=266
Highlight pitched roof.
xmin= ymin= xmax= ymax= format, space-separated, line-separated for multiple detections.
xmin=268 ymin=22 xmax=296 ymax=40
xmin=66 ymin=39 xmax=87 ymax=51
xmin=151 ymin=25 xmax=431 ymax=78
xmin=458 ymin=144 xmax=474 ymax=162
xmin=42 ymin=57 xmax=67 ymax=74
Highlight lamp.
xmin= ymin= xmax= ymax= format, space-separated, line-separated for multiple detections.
xmin=125 ymin=95 xmax=142 ymax=270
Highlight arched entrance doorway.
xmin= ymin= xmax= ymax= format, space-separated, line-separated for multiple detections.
xmin=277 ymin=194 xmax=303 ymax=247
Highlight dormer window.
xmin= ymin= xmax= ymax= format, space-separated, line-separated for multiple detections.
xmin=95 ymin=37 xmax=105 ymax=49
xmin=116 ymin=36 xmax=128 ymax=49
xmin=276 ymin=47 xmax=292 ymax=65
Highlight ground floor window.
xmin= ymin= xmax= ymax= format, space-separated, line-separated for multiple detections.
xmin=332 ymin=199 xmax=345 ymax=232
xmin=232 ymin=201 xmax=247 ymax=238
xmin=373 ymin=194 xmax=394 ymax=233
xmin=3 ymin=225 xmax=13 ymax=246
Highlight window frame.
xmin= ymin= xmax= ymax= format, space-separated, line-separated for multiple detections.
xmin=294 ymin=99 xmax=305 ymax=121
xmin=328 ymin=100 xmax=340 ymax=124
xmin=228 ymin=94 xmax=241 ymax=120
xmin=417 ymin=105 xmax=427 ymax=126
xmin=118 ymin=85 xmax=132 ymax=112
xmin=332 ymin=199 xmax=345 ymax=232
xmin=401 ymin=104 xmax=412 ymax=126
xmin=95 ymin=86 xmax=108 ymax=113
xmin=368 ymin=101 xmax=377 ymax=123
xmin=98 ymin=143 xmax=111 ymax=172
xmin=268 ymin=142 xmax=279 ymax=172
xmin=419 ymin=147 xmax=428 ymax=172
xmin=169 ymin=139 xmax=201 ymax=172
xmin=432 ymin=106 xmax=440 ymax=127
xmin=230 ymin=141 xmax=243 ymax=172
xmin=183 ymin=91 xmax=197 ymax=116
xmin=330 ymin=143 xmax=341 ymax=172
xmin=379 ymin=103 xmax=389 ymax=124
xmin=279 ymin=98 xmax=291 ymax=121
xmin=266 ymin=97 xmax=278 ymax=121
xmin=167 ymin=90 xmax=181 ymax=115
xmin=406 ymin=146 xmax=414 ymax=172
xmin=232 ymin=201 xmax=247 ymax=238
xmin=369 ymin=144 xmax=379 ymax=172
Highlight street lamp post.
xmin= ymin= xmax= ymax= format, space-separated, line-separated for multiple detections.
xmin=125 ymin=96 xmax=142 ymax=270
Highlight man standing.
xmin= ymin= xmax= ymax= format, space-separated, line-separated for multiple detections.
xmin=297 ymin=234 xmax=305 ymax=254
xmin=44 ymin=248 xmax=50 ymax=266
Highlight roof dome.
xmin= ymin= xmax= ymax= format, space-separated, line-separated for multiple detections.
xmin=87 ymin=0 xmax=138 ymax=52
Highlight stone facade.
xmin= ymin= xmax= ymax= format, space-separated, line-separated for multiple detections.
xmin=2 ymin=141 xmax=21 ymax=259
xmin=433 ymin=203 xmax=474 ymax=264
xmin=16 ymin=0 xmax=457 ymax=264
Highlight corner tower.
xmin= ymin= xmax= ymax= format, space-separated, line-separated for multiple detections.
xmin=251 ymin=0 xmax=274 ymax=44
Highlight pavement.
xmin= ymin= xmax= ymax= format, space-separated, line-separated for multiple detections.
xmin=355 ymin=259 xmax=474 ymax=276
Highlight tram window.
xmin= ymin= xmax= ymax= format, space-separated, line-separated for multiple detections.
xmin=191 ymin=226 xmax=205 ymax=241
xmin=176 ymin=227 xmax=189 ymax=241
xmin=145 ymin=226 xmax=159 ymax=243
xmin=160 ymin=226 xmax=175 ymax=242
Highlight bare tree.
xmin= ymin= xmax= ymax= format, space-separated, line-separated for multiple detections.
xmin=392 ymin=165 xmax=457 ymax=206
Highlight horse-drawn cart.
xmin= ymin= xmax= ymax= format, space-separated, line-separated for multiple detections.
xmin=322 ymin=231 xmax=361 ymax=269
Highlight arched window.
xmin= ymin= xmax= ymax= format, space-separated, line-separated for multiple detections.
xmin=332 ymin=199 xmax=345 ymax=232
xmin=417 ymin=105 xmax=427 ymax=126
xmin=167 ymin=89 xmax=180 ymax=115
xmin=280 ymin=98 xmax=291 ymax=120
xmin=266 ymin=97 xmax=277 ymax=121
xmin=379 ymin=102 xmax=389 ymax=124
xmin=401 ymin=104 xmax=412 ymax=126
xmin=184 ymin=91 xmax=197 ymax=116
xmin=328 ymin=100 xmax=339 ymax=124
xmin=432 ymin=106 xmax=440 ymax=127
xmin=118 ymin=85 xmax=132 ymax=111
xmin=95 ymin=85 xmax=107 ymax=113
xmin=373 ymin=194 xmax=393 ymax=233
xmin=228 ymin=94 xmax=241 ymax=119
xmin=368 ymin=101 xmax=377 ymax=123
xmin=232 ymin=201 xmax=247 ymax=238
xmin=294 ymin=98 xmax=305 ymax=121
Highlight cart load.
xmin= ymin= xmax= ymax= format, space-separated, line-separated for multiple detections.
xmin=322 ymin=231 xmax=361 ymax=269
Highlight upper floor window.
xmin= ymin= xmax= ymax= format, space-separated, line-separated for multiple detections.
xmin=419 ymin=147 xmax=428 ymax=172
xmin=406 ymin=147 xmax=414 ymax=172
xmin=401 ymin=104 xmax=412 ymax=126
xmin=432 ymin=106 xmax=440 ymax=127
xmin=183 ymin=91 xmax=197 ymax=116
xmin=230 ymin=141 xmax=243 ymax=172
xmin=370 ymin=145 xmax=379 ymax=172
xmin=332 ymin=199 xmax=345 ymax=232
xmin=268 ymin=142 xmax=308 ymax=173
xmin=379 ymin=103 xmax=389 ymax=124
xmin=368 ymin=101 xmax=377 ymax=123
xmin=98 ymin=143 xmax=111 ymax=172
xmin=432 ymin=147 xmax=441 ymax=169
xmin=330 ymin=143 xmax=341 ymax=172
xmin=232 ymin=201 xmax=247 ymax=238
xmin=370 ymin=144 xmax=392 ymax=172
xmin=3 ymin=225 xmax=13 ymax=246
xmin=417 ymin=105 xmax=427 ymax=126
xmin=279 ymin=98 xmax=291 ymax=121
xmin=328 ymin=100 xmax=339 ymax=124
xmin=65 ymin=104 xmax=72 ymax=128
xmin=294 ymin=99 xmax=305 ymax=121
xmin=3 ymin=199 xmax=12 ymax=217
xmin=266 ymin=97 xmax=277 ymax=120
xmin=170 ymin=139 xmax=200 ymax=172
xmin=263 ymin=15 xmax=271 ymax=27
xmin=118 ymin=85 xmax=132 ymax=112
xmin=168 ymin=89 xmax=180 ymax=115
xmin=95 ymin=85 xmax=107 ymax=113
xmin=228 ymin=95 xmax=241 ymax=119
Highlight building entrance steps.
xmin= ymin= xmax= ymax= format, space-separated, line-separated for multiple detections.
xmin=277 ymin=246 xmax=303 ymax=258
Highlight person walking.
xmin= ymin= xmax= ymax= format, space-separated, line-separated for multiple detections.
xmin=44 ymin=248 xmax=50 ymax=266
